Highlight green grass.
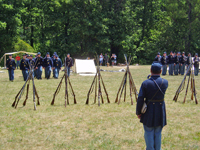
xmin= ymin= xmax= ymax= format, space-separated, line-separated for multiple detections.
xmin=0 ymin=65 xmax=200 ymax=150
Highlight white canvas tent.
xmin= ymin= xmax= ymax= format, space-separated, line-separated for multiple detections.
xmin=74 ymin=59 xmax=97 ymax=76
xmin=0 ymin=51 xmax=37 ymax=68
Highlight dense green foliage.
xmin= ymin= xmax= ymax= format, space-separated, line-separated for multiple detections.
xmin=0 ymin=0 xmax=200 ymax=63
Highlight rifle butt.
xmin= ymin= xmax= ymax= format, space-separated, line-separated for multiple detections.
xmin=183 ymin=97 xmax=186 ymax=103
xmin=74 ymin=96 xmax=77 ymax=104
xmin=37 ymin=98 xmax=40 ymax=105
xmin=191 ymin=93 xmax=194 ymax=100
xmin=23 ymin=98 xmax=27 ymax=106
xmin=51 ymin=96 xmax=55 ymax=105
xmin=12 ymin=98 xmax=17 ymax=107
xmin=86 ymin=96 xmax=89 ymax=104
xmin=115 ymin=96 xmax=118 ymax=103
xmin=195 ymin=97 xmax=198 ymax=104
xmin=107 ymin=95 xmax=110 ymax=103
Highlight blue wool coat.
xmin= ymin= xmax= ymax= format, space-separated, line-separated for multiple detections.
xmin=136 ymin=75 xmax=168 ymax=127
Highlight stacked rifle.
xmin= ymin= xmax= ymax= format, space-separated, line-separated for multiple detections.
xmin=173 ymin=63 xmax=198 ymax=104
xmin=51 ymin=58 xmax=76 ymax=107
xmin=86 ymin=55 xmax=110 ymax=106
xmin=12 ymin=59 xmax=40 ymax=110
xmin=115 ymin=54 xmax=138 ymax=105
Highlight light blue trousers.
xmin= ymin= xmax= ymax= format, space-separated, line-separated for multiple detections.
xmin=22 ymin=70 xmax=29 ymax=81
xmin=162 ymin=65 xmax=167 ymax=75
xmin=143 ymin=125 xmax=162 ymax=150
xmin=174 ymin=64 xmax=179 ymax=75
xmin=168 ymin=64 xmax=174 ymax=75
xmin=8 ymin=69 xmax=14 ymax=81
xmin=54 ymin=68 xmax=60 ymax=79
xmin=45 ymin=66 xmax=52 ymax=79
xmin=36 ymin=66 xmax=42 ymax=79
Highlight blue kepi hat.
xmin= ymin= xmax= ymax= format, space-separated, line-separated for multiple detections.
xmin=151 ymin=62 xmax=162 ymax=72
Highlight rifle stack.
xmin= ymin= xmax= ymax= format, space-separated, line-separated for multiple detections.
xmin=173 ymin=63 xmax=198 ymax=104
xmin=86 ymin=55 xmax=110 ymax=106
xmin=12 ymin=60 xmax=40 ymax=110
xmin=115 ymin=54 xmax=138 ymax=105
xmin=51 ymin=59 xmax=76 ymax=107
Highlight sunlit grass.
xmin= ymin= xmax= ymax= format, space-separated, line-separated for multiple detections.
xmin=0 ymin=65 xmax=200 ymax=149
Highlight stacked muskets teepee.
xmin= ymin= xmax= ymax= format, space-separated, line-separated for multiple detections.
xmin=115 ymin=54 xmax=138 ymax=105
xmin=51 ymin=58 xmax=76 ymax=107
xmin=12 ymin=59 xmax=40 ymax=110
xmin=173 ymin=63 xmax=198 ymax=104
xmin=86 ymin=55 xmax=110 ymax=106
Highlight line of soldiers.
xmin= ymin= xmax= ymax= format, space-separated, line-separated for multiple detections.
xmin=6 ymin=52 xmax=73 ymax=82
xmin=154 ymin=52 xmax=200 ymax=76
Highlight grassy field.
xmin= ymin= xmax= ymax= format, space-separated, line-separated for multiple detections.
xmin=0 ymin=65 xmax=200 ymax=150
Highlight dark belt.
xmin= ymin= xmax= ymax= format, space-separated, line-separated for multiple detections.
xmin=150 ymin=99 xmax=164 ymax=102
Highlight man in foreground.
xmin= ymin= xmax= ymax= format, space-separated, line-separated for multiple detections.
xmin=136 ymin=62 xmax=168 ymax=150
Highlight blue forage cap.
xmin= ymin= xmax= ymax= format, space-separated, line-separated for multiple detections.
xmin=195 ymin=53 xmax=198 ymax=56
xmin=55 ymin=55 xmax=58 ymax=58
xmin=46 ymin=52 xmax=50 ymax=55
xmin=54 ymin=52 xmax=57 ymax=55
xmin=157 ymin=52 xmax=160 ymax=55
xmin=9 ymin=54 xmax=12 ymax=56
xmin=30 ymin=55 xmax=33 ymax=57
xmin=178 ymin=52 xmax=181 ymax=54
xmin=170 ymin=51 xmax=173 ymax=53
xmin=151 ymin=62 xmax=162 ymax=72
xmin=37 ymin=52 xmax=41 ymax=55
xmin=164 ymin=52 xmax=166 ymax=54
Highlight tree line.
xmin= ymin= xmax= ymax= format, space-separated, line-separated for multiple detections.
xmin=0 ymin=0 xmax=200 ymax=64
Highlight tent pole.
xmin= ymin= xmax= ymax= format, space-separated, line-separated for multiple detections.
xmin=4 ymin=55 xmax=6 ymax=68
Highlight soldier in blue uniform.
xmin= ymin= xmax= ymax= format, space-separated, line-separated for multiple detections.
xmin=161 ymin=52 xmax=167 ymax=75
xmin=33 ymin=54 xmax=37 ymax=78
xmin=53 ymin=55 xmax=62 ymax=79
xmin=20 ymin=54 xmax=29 ymax=81
xmin=136 ymin=62 xmax=168 ymax=150
xmin=43 ymin=52 xmax=53 ymax=79
xmin=65 ymin=54 xmax=73 ymax=77
xmin=178 ymin=52 xmax=181 ymax=74
xmin=154 ymin=52 xmax=161 ymax=63
xmin=35 ymin=52 xmax=43 ymax=79
xmin=186 ymin=53 xmax=192 ymax=75
xmin=6 ymin=54 xmax=16 ymax=81
xmin=28 ymin=55 xmax=35 ymax=76
xmin=52 ymin=54 xmax=56 ymax=78
xmin=179 ymin=52 xmax=187 ymax=75
xmin=174 ymin=52 xmax=179 ymax=75
xmin=193 ymin=53 xmax=199 ymax=76
xmin=167 ymin=51 xmax=174 ymax=75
